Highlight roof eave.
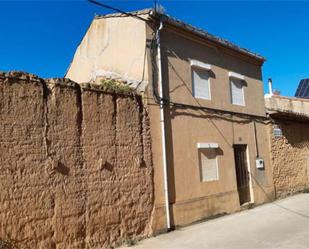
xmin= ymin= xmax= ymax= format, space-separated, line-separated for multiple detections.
xmin=149 ymin=12 xmax=266 ymax=63
xmin=94 ymin=8 xmax=266 ymax=63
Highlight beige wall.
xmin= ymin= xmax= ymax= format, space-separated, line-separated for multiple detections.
xmin=160 ymin=26 xmax=265 ymax=117
xmin=147 ymin=25 xmax=274 ymax=232
xmin=0 ymin=72 xmax=153 ymax=249
xmin=66 ymin=16 xmax=148 ymax=87
xmin=150 ymin=106 xmax=274 ymax=231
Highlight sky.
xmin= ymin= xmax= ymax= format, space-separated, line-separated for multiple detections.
xmin=0 ymin=1 xmax=309 ymax=96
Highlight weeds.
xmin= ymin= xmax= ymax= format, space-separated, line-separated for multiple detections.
xmin=124 ymin=238 xmax=137 ymax=247
xmin=99 ymin=79 xmax=133 ymax=94
xmin=303 ymin=187 xmax=309 ymax=193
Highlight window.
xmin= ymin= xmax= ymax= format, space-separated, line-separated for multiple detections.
xmin=273 ymin=125 xmax=283 ymax=138
xmin=192 ymin=67 xmax=211 ymax=100
xmin=230 ymin=78 xmax=245 ymax=106
xmin=199 ymin=148 xmax=219 ymax=182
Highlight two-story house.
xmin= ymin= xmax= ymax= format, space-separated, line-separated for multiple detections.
xmin=66 ymin=9 xmax=275 ymax=233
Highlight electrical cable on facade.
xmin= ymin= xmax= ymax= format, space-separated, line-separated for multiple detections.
xmin=149 ymin=32 xmax=271 ymax=125
xmin=87 ymin=0 xmax=271 ymax=124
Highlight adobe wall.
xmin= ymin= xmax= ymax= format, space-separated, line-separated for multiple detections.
xmin=270 ymin=119 xmax=309 ymax=198
xmin=0 ymin=72 xmax=153 ymax=249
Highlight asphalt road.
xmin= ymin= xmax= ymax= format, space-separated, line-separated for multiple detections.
xmin=121 ymin=194 xmax=309 ymax=249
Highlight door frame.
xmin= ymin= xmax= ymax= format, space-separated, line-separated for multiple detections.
xmin=245 ymin=146 xmax=254 ymax=204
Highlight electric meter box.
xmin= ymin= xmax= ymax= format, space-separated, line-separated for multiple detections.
xmin=256 ymin=157 xmax=264 ymax=169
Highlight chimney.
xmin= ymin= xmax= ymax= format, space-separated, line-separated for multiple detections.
xmin=268 ymin=78 xmax=273 ymax=97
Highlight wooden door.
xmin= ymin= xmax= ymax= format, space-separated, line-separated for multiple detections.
xmin=233 ymin=145 xmax=251 ymax=205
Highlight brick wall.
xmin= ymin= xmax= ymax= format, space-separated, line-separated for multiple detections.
xmin=270 ymin=119 xmax=309 ymax=198
xmin=0 ymin=72 xmax=153 ymax=249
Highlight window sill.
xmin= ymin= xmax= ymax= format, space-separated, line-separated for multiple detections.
xmin=194 ymin=96 xmax=211 ymax=101
xmin=231 ymin=103 xmax=246 ymax=107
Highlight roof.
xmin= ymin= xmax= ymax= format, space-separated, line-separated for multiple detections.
xmin=95 ymin=8 xmax=152 ymax=19
xmin=95 ymin=8 xmax=265 ymax=62
xmin=267 ymin=94 xmax=309 ymax=103
xmin=265 ymin=95 xmax=309 ymax=122
xmin=268 ymin=110 xmax=309 ymax=122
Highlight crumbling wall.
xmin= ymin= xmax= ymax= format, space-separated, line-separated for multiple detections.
xmin=0 ymin=72 xmax=153 ymax=249
xmin=270 ymin=119 xmax=309 ymax=198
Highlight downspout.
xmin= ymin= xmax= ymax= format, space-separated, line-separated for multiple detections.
xmin=253 ymin=120 xmax=260 ymax=158
xmin=156 ymin=20 xmax=171 ymax=230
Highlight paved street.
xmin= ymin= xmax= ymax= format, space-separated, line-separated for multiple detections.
xmin=122 ymin=194 xmax=309 ymax=249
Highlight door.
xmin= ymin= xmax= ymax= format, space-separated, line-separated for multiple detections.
xmin=233 ymin=145 xmax=251 ymax=205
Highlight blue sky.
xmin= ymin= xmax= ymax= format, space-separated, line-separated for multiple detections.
xmin=0 ymin=1 xmax=308 ymax=96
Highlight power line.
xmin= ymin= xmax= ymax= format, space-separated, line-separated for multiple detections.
xmin=85 ymin=0 xmax=307 ymax=224
xmin=88 ymin=0 xmax=149 ymax=22
xmin=149 ymin=35 xmax=270 ymax=124
xmin=88 ymin=0 xmax=267 ymax=123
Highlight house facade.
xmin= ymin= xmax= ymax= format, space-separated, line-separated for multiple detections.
xmin=66 ymin=9 xmax=275 ymax=233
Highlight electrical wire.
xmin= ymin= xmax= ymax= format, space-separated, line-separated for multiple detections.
xmin=84 ymin=0 xmax=309 ymax=225
xmin=134 ymin=43 xmax=147 ymax=91
xmin=88 ymin=0 xmax=270 ymax=124
xmin=249 ymin=171 xmax=309 ymax=220
xmin=88 ymin=0 xmax=149 ymax=22
xmin=150 ymin=31 xmax=270 ymax=124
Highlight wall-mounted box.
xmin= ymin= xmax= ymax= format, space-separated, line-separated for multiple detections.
xmin=256 ymin=157 xmax=265 ymax=169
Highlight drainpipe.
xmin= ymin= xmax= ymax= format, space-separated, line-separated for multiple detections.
xmin=268 ymin=78 xmax=273 ymax=97
xmin=156 ymin=20 xmax=171 ymax=230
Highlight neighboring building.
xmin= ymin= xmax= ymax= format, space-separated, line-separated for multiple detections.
xmin=66 ymin=9 xmax=275 ymax=233
xmin=265 ymin=95 xmax=309 ymax=198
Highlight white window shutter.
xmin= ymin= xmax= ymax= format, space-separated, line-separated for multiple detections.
xmin=192 ymin=68 xmax=210 ymax=100
xmin=231 ymin=78 xmax=245 ymax=106
xmin=200 ymin=149 xmax=219 ymax=182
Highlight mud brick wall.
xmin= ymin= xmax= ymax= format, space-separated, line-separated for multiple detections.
xmin=0 ymin=72 xmax=153 ymax=249
xmin=270 ymin=119 xmax=309 ymax=198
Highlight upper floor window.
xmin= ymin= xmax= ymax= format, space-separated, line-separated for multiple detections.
xmin=229 ymin=72 xmax=246 ymax=106
xmin=190 ymin=60 xmax=212 ymax=100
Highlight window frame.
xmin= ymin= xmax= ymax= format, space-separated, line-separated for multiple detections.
xmin=229 ymin=72 xmax=246 ymax=106
xmin=190 ymin=60 xmax=212 ymax=101
xmin=273 ymin=125 xmax=283 ymax=138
